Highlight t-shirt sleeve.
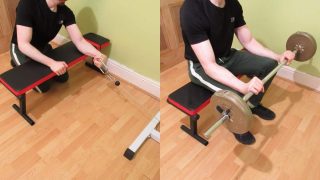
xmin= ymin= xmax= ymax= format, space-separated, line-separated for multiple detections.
xmin=180 ymin=2 xmax=208 ymax=45
xmin=16 ymin=0 xmax=34 ymax=27
xmin=234 ymin=0 xmax=246 ymax=28
xmin=62 ymin=6 xmax=76 ymax=27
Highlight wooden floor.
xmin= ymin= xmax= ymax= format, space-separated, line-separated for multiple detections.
xmin=160 ymin=60 xmax=320 ymax=180
xmin=0 ymin=51 xmax=160 ymax=179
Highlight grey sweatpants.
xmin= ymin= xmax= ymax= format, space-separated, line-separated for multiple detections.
xmin=188 ymin=49 xmax=278 ymax=106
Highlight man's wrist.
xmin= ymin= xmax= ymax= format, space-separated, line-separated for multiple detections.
xmin=46 ymin=58 xmax=56 ymax=67
xmin=274 ymin=53 xmax=281 ymax=62
xmin=238 ymin=81 xmax=247 ymax=94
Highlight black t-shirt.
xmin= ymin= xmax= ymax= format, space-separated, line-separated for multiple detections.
xmin=11 ymin=0 xmax=76 ymax=51
xmin=180 ymin=0 xmax=246 ymax=62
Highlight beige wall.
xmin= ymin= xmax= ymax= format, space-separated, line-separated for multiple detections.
xmin=60 ymin=0 xmax=160 ymax=81
xmin=233 ymin=0 xmax=320 ymax=77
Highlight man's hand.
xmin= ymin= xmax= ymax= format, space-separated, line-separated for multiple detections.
xmin=243 ymin=77 xmax=264 ymax=95
xmin=278 ymin=50 xmax=295 ymax=65
xmin=49 ymin=61 xmax=68 ymax=76
xmin=93 ymin=54 xmax=107 ymax=68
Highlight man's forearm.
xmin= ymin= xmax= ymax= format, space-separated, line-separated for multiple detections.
xmin=236 ymin=26 xmax=280 ymax=61
xmin=191 ymin=40 xmax=247 ymax=93
xmin=75 ymin=38 xmax=102 ymax=57
xmin=204 ymin=63 xmax=247 ymax=93
xmin=244 ymin=38 xmax=280 ymax=61
xmin=18 ymin=43 xmax=55 ymax=67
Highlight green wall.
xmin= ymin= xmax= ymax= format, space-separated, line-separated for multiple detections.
xmin=60 ymin=0 xmax=160 ymax=81
xmin=233 ymin=0 xmax=320 ymax=77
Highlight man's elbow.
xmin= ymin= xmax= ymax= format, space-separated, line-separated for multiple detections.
xmin=17 ymin=42 xmax=29 ymax=53
xmin=202 ymin=63 xmax=213 ymax=74
xmin=203 ymin=66 xmax=211 ymax=75
xmin=202 ymin=62 xmax=220 ymax=78
xmin=74 ymin=36 xmax=85 ymax=46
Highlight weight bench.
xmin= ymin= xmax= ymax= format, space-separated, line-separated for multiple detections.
xmin=167 ymin=82 xmax=213 ymax=145
xmin=167 ymin=75 xmax=245 ymax=145
xmin=0 ymin=33 xmax=110 ymax=125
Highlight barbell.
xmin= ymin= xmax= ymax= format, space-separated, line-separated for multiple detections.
xmin=97 ymin=60 xmax=121 ymax=86
xmin=204 ymin=31 xmax=317 ymax=138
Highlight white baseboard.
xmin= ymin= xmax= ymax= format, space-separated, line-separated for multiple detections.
xmin=107 ymin=59 xmax=160 ymax=98
xmin=52 ymin=34 xmax=160 ymax=98
xmin=277 ymin=66 xmax=320 ymax=91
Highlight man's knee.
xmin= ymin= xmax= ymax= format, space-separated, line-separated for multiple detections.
xmin=54 ymin=72 xmax=69 ymax=83
xmin=261 ymin=58 xmax=278 ymax=74
xmin=268 ymin=59 xmax=278 ymax=69
xmin=34 ymin=82 xmax=50 ymax=93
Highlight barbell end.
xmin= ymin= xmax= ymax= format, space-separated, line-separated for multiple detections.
xmin=204 ymin=134 xmax=211 ymax=139
xmin=286 ymin=31 xmax=317 ymax=61
xmin=204 ymin=113 xmax=230 ymax=139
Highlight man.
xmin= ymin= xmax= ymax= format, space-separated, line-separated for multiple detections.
xmin=180 ymin=0 xmax=295 ymax=144
xmin=10 ymin=0 xmax=105 ymax=93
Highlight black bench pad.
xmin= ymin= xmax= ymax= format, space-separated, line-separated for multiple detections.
xmin=167 ymin=82 xmax=213 ymax=116
xmin=0 ymin=33 xmax=109 ymax=96
xmin=83 ymin=33 xmax=110 ymax=50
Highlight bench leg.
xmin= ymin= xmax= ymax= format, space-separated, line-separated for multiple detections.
xmin=180 ymin=114 xmax=208 ymax=146
xmin=124 ymin=112 xmax=160 ymax=160
xmin=12 ymin=94 xmax=35 ymax=126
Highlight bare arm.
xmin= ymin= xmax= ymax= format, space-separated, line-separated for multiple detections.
xmin=191 ymin=40 xmax=249 ymax=94
xmin=66 ymin=24 xmax=106 ymax=67
xmin=17 ymin=25 xmax=56 ymax=67
xmin=16 ymin=25 xmax=67 ymax=75
xmin=235 ymin=25 xmax=295 ymax=63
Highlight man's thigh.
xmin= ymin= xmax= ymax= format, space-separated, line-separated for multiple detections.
xmin=188 ymin=60 xmax=242 ymax=96
xmin=227 ymin=50 xmax=278 ymax=77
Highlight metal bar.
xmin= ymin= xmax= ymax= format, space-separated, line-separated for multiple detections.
xmin=204 ymin=113 xmax=229 ymax=138
xmin=124 ymin=112 xmax=160 ymax=160
xmin=190 ymin=114 xmax=199 ymax=134
xmin=97 ymin=59 xmax=120 ymax=85
xmin=243 ymin=49 xmax=297 ymax=102
xmin=180 ymin=113 xmax=208 ymax=145
xmin=243 ymin=62 xmax=285 ymax=102
xmin=150 ymin=129 xmax=160 ymax=143
xmin=181 ymin=125 xmax=208 ymax=145
xmin=19 ymin=94 xmax=26 ymax=114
